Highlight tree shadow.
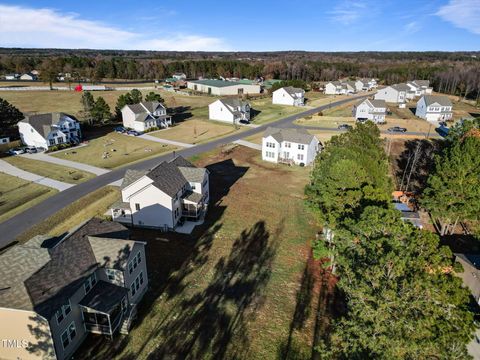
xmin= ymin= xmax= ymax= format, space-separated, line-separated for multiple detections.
xmin=26 ymin=313 xmax=56 ymax=360
xmin=170 ymin=105 xmax=193 ymax=123
xmin=250 ymin=108 xmax=262 ymax=120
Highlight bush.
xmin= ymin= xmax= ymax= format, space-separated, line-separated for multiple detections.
xmin=317 ymin=111 xmax=323 ymax=116
xmin=48 ymin=146 xmax=59 ymax=152
xmin=144 ymin=126 xmax=160 ymax=133
xmin=453 ymin=261 xmax=464 ymax=273
xmin=304 ymin=116 xmax=312 ymax=120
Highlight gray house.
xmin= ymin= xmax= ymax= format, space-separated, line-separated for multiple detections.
xmin=0 ymin=218 xmax=148 ymax=360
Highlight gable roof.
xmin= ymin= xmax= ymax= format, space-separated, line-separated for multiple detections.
xmin=218 ymin=98 xmax=248 ymax=109
xmin=421 ymin=95 xmax=452 ymax=107
xmin=277 ymin=86 xmax=304 ymax=98
xmin=124 ymin=101 xmax=164 ymax=116
xmin=391 ymin=83 xmax=411 ymax=92
xmin=413 ymin=80 xmax=430 ymax=87
xmin=121 ymin=169 xmax=148 ymax=189
xmin=0 ymin=218 xmax=131 ymax=318
xmin=19 ymin=113 xmax=72 ymax=138
xmin=263 ymin=127 xmax=316 ymax=145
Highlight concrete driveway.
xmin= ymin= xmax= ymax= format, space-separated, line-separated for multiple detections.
xmin=21 ymin=152 xmax=109 ymax=176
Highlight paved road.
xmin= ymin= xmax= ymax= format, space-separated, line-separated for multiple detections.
xmin=296 ymin=125 xmax=442 ymax=138
xmin=0 ymin=159 xmax=73 ymax=191
xmin=0 ymin=95 xmax=370 ymax=248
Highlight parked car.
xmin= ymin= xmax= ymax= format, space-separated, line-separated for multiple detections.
xmin=114 ymin=126 xmax=126 ymax=133
xmin=356 ymin=118 xmax=368 ymax=124
xmin=8 ymin=148 xmax=25 ymax=155
xmin=127 ymin=130 xmax=141 ymax=136
xmin=338 ymin=124 xmax=352 ymax=130
xmin=387 ymin=126 xmax=407 ymax=133
xmin=25 ymin=146 xmax=37 ymax=154
xmin=239 ymin=119 xmax=250 ymax=125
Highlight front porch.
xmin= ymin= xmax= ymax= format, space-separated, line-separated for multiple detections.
xmin=111 ymin=201 xmax=132 ymax=224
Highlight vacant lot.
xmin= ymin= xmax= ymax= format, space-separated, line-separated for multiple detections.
xmin=15 ymin=186 xmax=120 ymax=243
xmin=249 ymin=97 xmax=306 ymax=124
xmin=76 ymin=146 xmax=323 ymax=360
xmin=152 ymin=119 xmax=246 ymax=145
xmin=4 ymin=156 xmax=95 ymax=184
xmin=52 ymin=132 xmax=176 ymax=169
xmin=0 ymin=172 xmax=57 ymax=223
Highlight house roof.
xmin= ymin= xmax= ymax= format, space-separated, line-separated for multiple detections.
xmin=0 ymin=218 xmax=131 ymax=318
xmin=79 ymin=280 xmax=128 ymax=314
xmin=19 ymin=113 xmax=70 ymax=138
xmin=88 ymin=236 xmax=137 ymax=270
xmin=391 ymin=83 xmax=411 ymax=92
xmin=182 ymin=190 xmax=203 ymax=203
xmin=263 ymin=127 xmax=316 ymax=145
xmin=278 ymin=86 xmax=304 ymax=98
xmin=357 ymin=99 xmax=386 ymax=109
xmin=124 ymin=101 xmax=164 ymax=117
xmin=189 ymin=79 xmax=256 ymax=88
xmin=178 ymin=166 xmax=207 ymax=183
xmin=413 ymin=80 xmax=430 ymax=87
xmin=421 ymin=95 xmax=452 ymax=107
xmin=121 ymin=169 xmax=148 ymax=189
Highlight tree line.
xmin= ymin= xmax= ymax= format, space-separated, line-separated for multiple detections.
xmin=306 ymin=123 xmax=476 ymax=359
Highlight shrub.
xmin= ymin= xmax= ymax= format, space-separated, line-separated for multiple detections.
xmin=453 ymin=261 xmax=464 ymax=273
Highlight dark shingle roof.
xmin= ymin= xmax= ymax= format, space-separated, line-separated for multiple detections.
xmin=422 ymin=95 xmax=452 ymax=107
xmin=263 ymin=127 xmax=315 ymax=145
xmin=147 ymin=161 xmax=188 ymax=197
xmin=19 ymin=113 xmax=67 ymax=138
xmin=125 ymin=101 xmax=164 ymax=115
xmin=79 ymin=280 xmax=128 ymax=314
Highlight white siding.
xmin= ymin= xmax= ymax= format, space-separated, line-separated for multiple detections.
xmin=187 ymin=82 xmax=260 ymax=95
xmin=208 ymin=100 xmax=235 ymax=123
xmin=18 ymin=122 xmax=48 ymax=148
xmin=129 ymin=185 xmax=174 ymax=228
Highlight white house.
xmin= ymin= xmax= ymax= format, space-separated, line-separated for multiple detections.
xmin=262 ymin=127 xmax=321 ymax=166
xmin=121 ymin=101 xmax=172 ymax=132
xmin=111 ymin=156 xmax=209 ymax=232
xmin=19 ymin=73 xmax=37 ymax=81
xmin=352 ymin=99 xmax=387 ymax=123
xmin=4 ymin=74 xmax=18 ymax=80
xmin=187 ymin=79 xmax=261 ymax=95
xmin=324 ymin=81 xmax=346 ymax=95
xmin=208 ymin=98 xmax=250 ymax=124
xmin=374 ymin=84 xmax=411 ymax=103
xmin=406 ymin=80 xmax=433 ymax=97
xmin=172 ymin=72 xmax=187 ymax=80
xmin=415 ymin=95 xmax=453 ymax=122
xmin=354 ymin=80 xmax=368 ymax=92
xmin=272 ymin=86 xmax=305 ymax=106
xmin=18 ymin=113 xmax=81 ymax=149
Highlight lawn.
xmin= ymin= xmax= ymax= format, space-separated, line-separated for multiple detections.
xmin=152 ymin=118 xmax=246 ymax=145
xmin=51 ymin=132 xmax=176 ymax=169
xmin=4 ymin=156 xmax=95 ymax=184
xmin=75 ymin=146 xmax=324 ymax=360
xmin=15 ymin=186 xmax=120 ymax=243
xmin=250 ymin=97 xmax=306 ymax=124
xmin=0 ymin=172 xmax=57 ymax=224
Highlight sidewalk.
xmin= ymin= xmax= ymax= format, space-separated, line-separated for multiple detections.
xmin=0 ymin=159 xmax=73 ymax=191
xmin=21 ymin=152 xmax=110 ymax=176
xmin=139 ymin=133 xmax=195 ymax=148
xmin=233 ymin=139 xmax=262 ymax=151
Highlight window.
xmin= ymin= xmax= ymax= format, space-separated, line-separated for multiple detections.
xmin=61 ymin=322 xmax=77 ymax=349
xmin=106 ymin=269 xmax=116 ymax=281
xmin=191 ymin=184 xmax=196 ymax=190
xmin=297 ymin=154 xmax=304 ymax=161
xmin=265 ymin=142 xmax=276 ymax=148
xmin=55 ymin=303 xmax=72 ymax=324
xmin=84 ymin=272 xmax=97 ymax=294
xmin=284 ymin=142 xmax=291 ymax=148
xmin=298 ymin=144 xmax=305 ymax=150
xmin=131 ymin=271 xmax=144 ymax=296
xmin=135 ymin=203 xmax=140 ymax=211
xmin=128 ymin=252 xmax=141 ymax=274
xmin=49 ymin=139 xmax=56 ymax=146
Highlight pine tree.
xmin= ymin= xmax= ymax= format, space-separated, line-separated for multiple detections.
xmin=91 ymin=97 xmax=111 ymax=124
xmin=0 ymin=97 xmax=23 ymax=138
xmin=145 ymin=91 xmax=164 ymax=103
xmin=129 ymin=89 xmax=143 ymax=103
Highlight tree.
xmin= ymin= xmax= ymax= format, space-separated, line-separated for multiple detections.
xmin=40 ymin=60 xmax=58 ymax=90
xmin=421 ymin=136 xmax=480 ymax=235
xmin=79 ymin=91 xmax=95 ymax=124
xmin=270 ymin=79 xmax=308 ymax=92
xmin=115 ymin=93 xmax=133 ymax=119
xmin=129 ymin=89 xmax=142 ymax=104
xmin=90 ymin=97 xmax=111 ymax=124
xmin=0 ymin=97 xmax=23 ymax=138
xmin=144 ymin=91 xmax=164 ymax=103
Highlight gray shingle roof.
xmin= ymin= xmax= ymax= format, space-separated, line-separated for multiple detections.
xmin=182 ymin=190 xmax=203 ymax=203
xmin=392 ymin=83 xmax=411 ymax=92
xmin=19 ymin=113 xmax=68 ymax=138
xmin=281 ymin=86 xmax=304 ymax=98
xmin=147 ymin=161 xmax=188 ymax=197
xmin=121 ymin=169 xmax=148 ymax=189
xmin=178 ymin=166 xmax=207 ymax=183
xmin=88 ymin=236 xmax=137 ymax=270
xmin=125 ymin=101 xmax=164 ymax=115
xmin=219 ymin=98 xmax=248 ymax=108
xmin=422 ymin=95 xmax=452 ymax=107
xmin=413 ymin=80 xmax=430 ymax=87
xmin=263 ymin=127 xmax=315 ymax=145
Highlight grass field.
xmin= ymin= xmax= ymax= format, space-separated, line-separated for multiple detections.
xmin=75 ymin=146 xmax=323 ymax=360
xmin=249 ymin=98 xmax=306 ymax=124
xmin=15 ymin=186 xmax=120 ymax=243
xmin=52 ymin=132 xmax=176 ymax=169
xmin=152 ymin=119 xmax=245 ymax=145
xmin=0 ymin=172 xmax=57 ymax=224
xmin=4 ymin=156 xmax=95 ymax=184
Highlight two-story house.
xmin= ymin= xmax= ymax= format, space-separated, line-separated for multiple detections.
xmin=374 ymin=84 xmax=412 ymax=103
xmin=262 ymin=127 xmax=321 ymax=166
xmin=272 ymin=86 xmax=305 ymax=106
xmin=121 ymin=101 xmax=172 ymax=132
xmin=352 ymin=99 xmax=387 ymax=123
xmin=0 ymin=218 xmax=148 ymax=360
xmin=415 ymin=95 xmax=453 ymax=122
xmin=406 ymin=80 xmax=433 ymax=97
xmin=18 ymin=113 xmax=82 ymax=150
xmin=111 ymin=156 xmax=209 ymax=232
xmin=208 ymin=98 xmax=250 ymax=124
xmin=324 ymin=81 xmax=346 ymax=95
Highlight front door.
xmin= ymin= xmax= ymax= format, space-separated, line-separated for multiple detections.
xmin=283 ymin=151 xmax=290 ymax=159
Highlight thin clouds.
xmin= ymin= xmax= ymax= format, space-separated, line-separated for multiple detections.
xmin=329 ymin=1 xmax=368 ymax=25
xmin=0 ymin=4 xmax=229 ymax=51
xmin=436 ymin=0 xmax=480 ymax=35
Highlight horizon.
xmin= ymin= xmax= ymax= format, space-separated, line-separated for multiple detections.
xmin=0 ymin=0 xmax=479 ymax=51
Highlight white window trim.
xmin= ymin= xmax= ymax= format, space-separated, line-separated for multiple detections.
xmin=61 ymin=321 xmax=76 ymax=350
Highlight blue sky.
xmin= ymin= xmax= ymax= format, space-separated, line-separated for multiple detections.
xmin=0 ymin=0 xmax=479 ymax=51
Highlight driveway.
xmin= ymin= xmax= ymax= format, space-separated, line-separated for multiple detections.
xmin=233 ymin=139 xmax=262 ymax=151
xmin=0 ymin=94 xmax=369 ymax=249
xmin=0 ymin=159 xmax=73 ymax=191
xmin=138 ymin=133 xmax=194 ymax=148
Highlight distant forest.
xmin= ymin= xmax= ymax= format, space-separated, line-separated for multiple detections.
xmin=1 ymin=48 xmax=479 ymax=101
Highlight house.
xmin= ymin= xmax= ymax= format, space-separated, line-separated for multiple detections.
xmin=18 ymin=113 xmax=82 ymax=149
xmin=19 ymin=73 xmax=38 ymax=81
xmin=262 ymin=127 xmax=321 ymax=166
xmin=172 ymin=72 xmax=187 ymax=80
xmin=4 ymin=73 xmax=19 ymax=80
xmin=0 ymin=218 xmax=148 ymax=360
xmin=111 ymin=156 xmax=209 ymax=232
xmin=121 ymin=101 xmax=172 ymax=132
xmin=187 ymin=79 xmax=261 ymax=95
xmin=354 ymin=79 xmax=368 ymax=92
xmin=272 ymin=86 xmax=305 ymax=106
xmin=415 ymin=95 xmax=453 ymax=122
xmin=208 ymin=98 xmax=250 ymax=124
xmin=352 ymin=99 xmax=387 ymax=123
xmin=455 ymin=254 xmax=480 ymax=304
xmin=324 ymin=81 xmax=346 ymax=95
xmin=344 ymin=81 xmax=357 ymax=94
xmin=407 ymin=80 xmax=433 ymax=96
xmin=374 ymin=84 xmax=411 ymax=103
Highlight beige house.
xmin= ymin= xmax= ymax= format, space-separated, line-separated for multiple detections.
xmin=187 ymin=79 xmax=261 ymax=95
xmin=0 ymin=218 xmax=148 ymax=360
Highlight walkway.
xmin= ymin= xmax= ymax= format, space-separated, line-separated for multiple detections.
xmin=0 ymin=159 xmax=73 ymax=191
xmin=233 ymin=139 xmax=262 ymax=151
xmin=139 ymin=133 xmax=195 ymax=148
xmin=21 ymin=153 xmax=110 ymax=176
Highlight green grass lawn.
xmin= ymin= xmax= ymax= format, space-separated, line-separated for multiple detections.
xmin=52 ymin=132 xmax=176 ymax=169
xmin=0 ymin=172 xmax=58 ymax=224
xmin=4 ymin=156 xmax=95 ymax=184
xmin=250 ymin=98 xmax=306 ymax=124
xmin=75 ymin=146 xmax=321 ymax=360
